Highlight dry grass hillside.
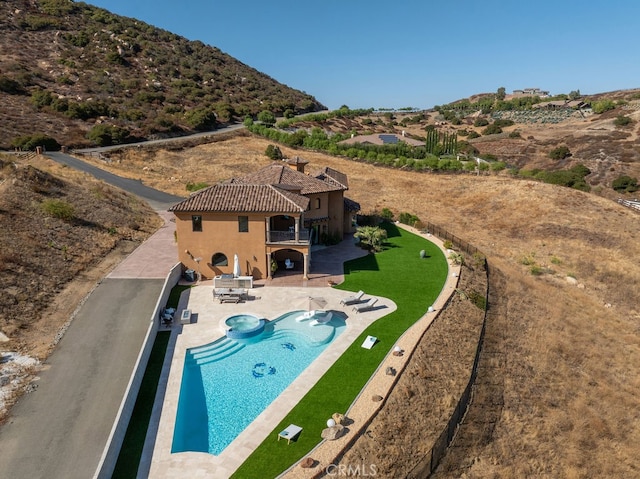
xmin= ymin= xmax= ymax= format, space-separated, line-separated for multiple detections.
xmin=95 ymin=133 xmax=639 ymax=477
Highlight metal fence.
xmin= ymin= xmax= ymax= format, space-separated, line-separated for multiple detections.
xmin=406 ymin=224 xmax=491 ymax=478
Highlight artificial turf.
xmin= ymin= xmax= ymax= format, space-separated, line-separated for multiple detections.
xmin=111 ymin=331 xmax=171 ymax=479
xmin=231 ymin=222 xmax=448 ymax=478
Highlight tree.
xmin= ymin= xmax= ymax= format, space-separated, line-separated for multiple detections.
xmin=568 ymin=89 xmax=581 ymax=100
xmin=265 ymin=144 xmax=283 ymax=160
xmin=257 ymin=110 xmax=276 ymax=127
xmin=496 ymin=86 xmax=506 ymax=100
xmin=354 ymin=226 xmax=387 ymax=253
xmin=86 ymin=124 xmax=129 ymax=146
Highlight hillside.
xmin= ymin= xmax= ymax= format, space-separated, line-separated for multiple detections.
xmin=276 ymin=91 xmax=640 ymax=196
xmin=0 ymin=0 xmax=324 ymax=149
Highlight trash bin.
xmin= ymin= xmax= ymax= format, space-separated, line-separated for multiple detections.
xmin=184 ymin=269 xmax=195 ymax=282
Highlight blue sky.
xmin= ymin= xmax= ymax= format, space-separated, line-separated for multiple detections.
xmin=87 ymin=0 xmax=640 ymax=110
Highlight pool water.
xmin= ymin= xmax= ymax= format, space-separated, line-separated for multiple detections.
xmin=172 ymin=311 xmax=344 ymax=455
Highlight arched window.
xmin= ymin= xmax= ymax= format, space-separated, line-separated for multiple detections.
xmin=212 ymin=252 xmax=228 ymax=267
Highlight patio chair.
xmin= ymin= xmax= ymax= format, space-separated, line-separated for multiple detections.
xmin=339 ymin=290 xmax=365 ymax=306
xmin=352 ymin=297 xmax=378 ymax=313
xmin=278 ymin=424 xmax=302 ymax=444
xmin=284 ymin=258 xmax=294 ymax=269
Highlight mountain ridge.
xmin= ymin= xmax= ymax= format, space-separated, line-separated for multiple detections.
xmin=0 ymin=0 xmax=325 ymax=148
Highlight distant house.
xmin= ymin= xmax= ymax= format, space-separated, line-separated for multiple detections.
xmin=338 ymin=132 xmax=425 ymax=147
xmin=512 ymin=88 xmax=550 ymax=98
xmin=169 ymin=159 xmax=360 ymax=280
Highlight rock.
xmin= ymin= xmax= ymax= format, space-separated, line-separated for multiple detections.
xmin=321 ymin=424 xmax=345 ymax=440
xmin=566 ymin=276 xmax=578 ymax=285
xmin=372 ymin=394 xmax=383 ymax=402
xmin=300 ymin=457 xmax=315 ymax=468
xmin=332 ymin=412 xmax=345 ymax=425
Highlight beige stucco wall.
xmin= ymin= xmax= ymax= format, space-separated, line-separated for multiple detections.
xmin=175 ymin=211 xmax=269 ymax=279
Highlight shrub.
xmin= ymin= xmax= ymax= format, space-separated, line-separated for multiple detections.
xmin=468 ymin=290 xmax=487 ymax=310
xmin=612 ymin=175 xmax=638 ymax=193
xmin=549 ymin=145 xmax=571 ymax=160
xmin=474 ymin=118 xmax=489 ymax=127
xmin=11 ymin=134 xmax=60 ymax=151
xmin=613 ymin=115 xmax=632 ymax=127
xmin=398 ymin=212 xmax=420 ymax=227
xmin=41 ymin=199 xmax=74 ymax=221
xmin=186 ymin=182 xmax=209 ymax=192
xmin=0 ymin=76 xmax=26 ymax=94
xmin=86 ymin=124 xmax=129 ymax=146
xmin=265 ymin=144 xmax=283 ymax=160
xmin=482 ymin=123 xmax=503 ymax=135
xmin=380 ymin=208 xmax=394 ymax=221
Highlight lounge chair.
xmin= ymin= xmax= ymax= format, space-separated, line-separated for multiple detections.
xmin=278 ymin=424 xmax=302 ymax=444
xmin=284 ymin=258 xmax=294 ymax=269
xmin=310 ymin=311 xmax=333 ymax=326
xmin=296 ymin=310 xmax=316 ymax=322
xmin=352 ymin=297 xmax=378 ymax=313
xmin=339 ymin=290 xmax=365 ymax=306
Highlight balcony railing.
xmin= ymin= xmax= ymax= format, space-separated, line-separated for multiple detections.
xmin=267 ymin=230 xmax=310 ymax=244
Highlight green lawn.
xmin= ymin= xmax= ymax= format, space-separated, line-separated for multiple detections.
xmin=112 ymin=331 xmax=171 ymax=479
xmin=232 ymin=222 xmax=448 ymax=478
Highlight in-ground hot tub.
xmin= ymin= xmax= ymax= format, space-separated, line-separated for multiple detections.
xmin=225 ymin=313 xmax=265 ymax=340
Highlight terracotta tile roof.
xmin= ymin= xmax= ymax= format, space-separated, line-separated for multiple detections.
xmin=313 ymin=167 xmax=349 ymax=189
xmin=344 ymin=197 xmax=361 ymax=212
xmin=232 ymin=163 xmax=346 ymax=194
xmin=168 ymin=183 xmax=309 ymax=213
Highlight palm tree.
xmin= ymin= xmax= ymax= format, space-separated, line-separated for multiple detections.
xmin=354 ymin=226 xmax=387 ymax=253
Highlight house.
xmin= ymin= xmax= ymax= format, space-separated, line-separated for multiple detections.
xmin=338 ymin=132 xmax=425 ymax=147
xmin=169 ymin=160 xmax=360 ymax=280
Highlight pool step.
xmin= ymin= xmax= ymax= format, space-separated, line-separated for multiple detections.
xmin=186 ymin=339 xmax=245 ymax=365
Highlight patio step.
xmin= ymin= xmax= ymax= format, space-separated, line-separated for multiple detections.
xmin=186 ymin=339 xmax=245 ymax=365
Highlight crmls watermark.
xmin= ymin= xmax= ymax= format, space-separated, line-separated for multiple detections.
xmin=325 ymin=463 xmax=378 ymax=476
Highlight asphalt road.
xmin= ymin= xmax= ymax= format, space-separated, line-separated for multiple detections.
xmin=0 ymin=279 xmax=164 ymax=479
xmin=0 ymin=151 xmax=181 ymax=479
xmin=45 ymin=151 xmax=184 ymax=211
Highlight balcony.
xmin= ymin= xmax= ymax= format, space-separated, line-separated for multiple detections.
xmin=267 ymin=229 xmax=310 ymax=245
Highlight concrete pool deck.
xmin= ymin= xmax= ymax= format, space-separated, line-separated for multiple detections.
xmin=142 ymin=224 xmax=460 ymax=478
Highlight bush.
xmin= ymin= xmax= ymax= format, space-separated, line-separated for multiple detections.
xmin=41 ymin=199 xmax=74 ymax=221
xmin=11 ymin=134 xmax=60 ymax=151
xmin=474 ymin=118 xmax=489 ymax=127
xmin=613 ymin=115 xmax=632 ymax=127
xmin=0 ymin=76 xmax=26 ymax=94
xmin=186 ymin=182 xmax=209 ymax=192
xmin=612 ymin=175 xmax=638 ymax=193
xmin=398 ymin=212 xmax=420 ymax=227
xmin=482 ymin=123 xmax=503 ymax=135
xmin=86 ymin=124 xmax=129 ymax=146
xmin=380 ymin=208 xmax=394 ymax=221
xmin=265 ymin=144 xmax=283 ymax=160
xmin=549 ymin=145 xmax=571 ymax=160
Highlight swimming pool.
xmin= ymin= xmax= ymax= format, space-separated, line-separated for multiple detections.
xmin=171 ymin=310 xmax=345 ymax=455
